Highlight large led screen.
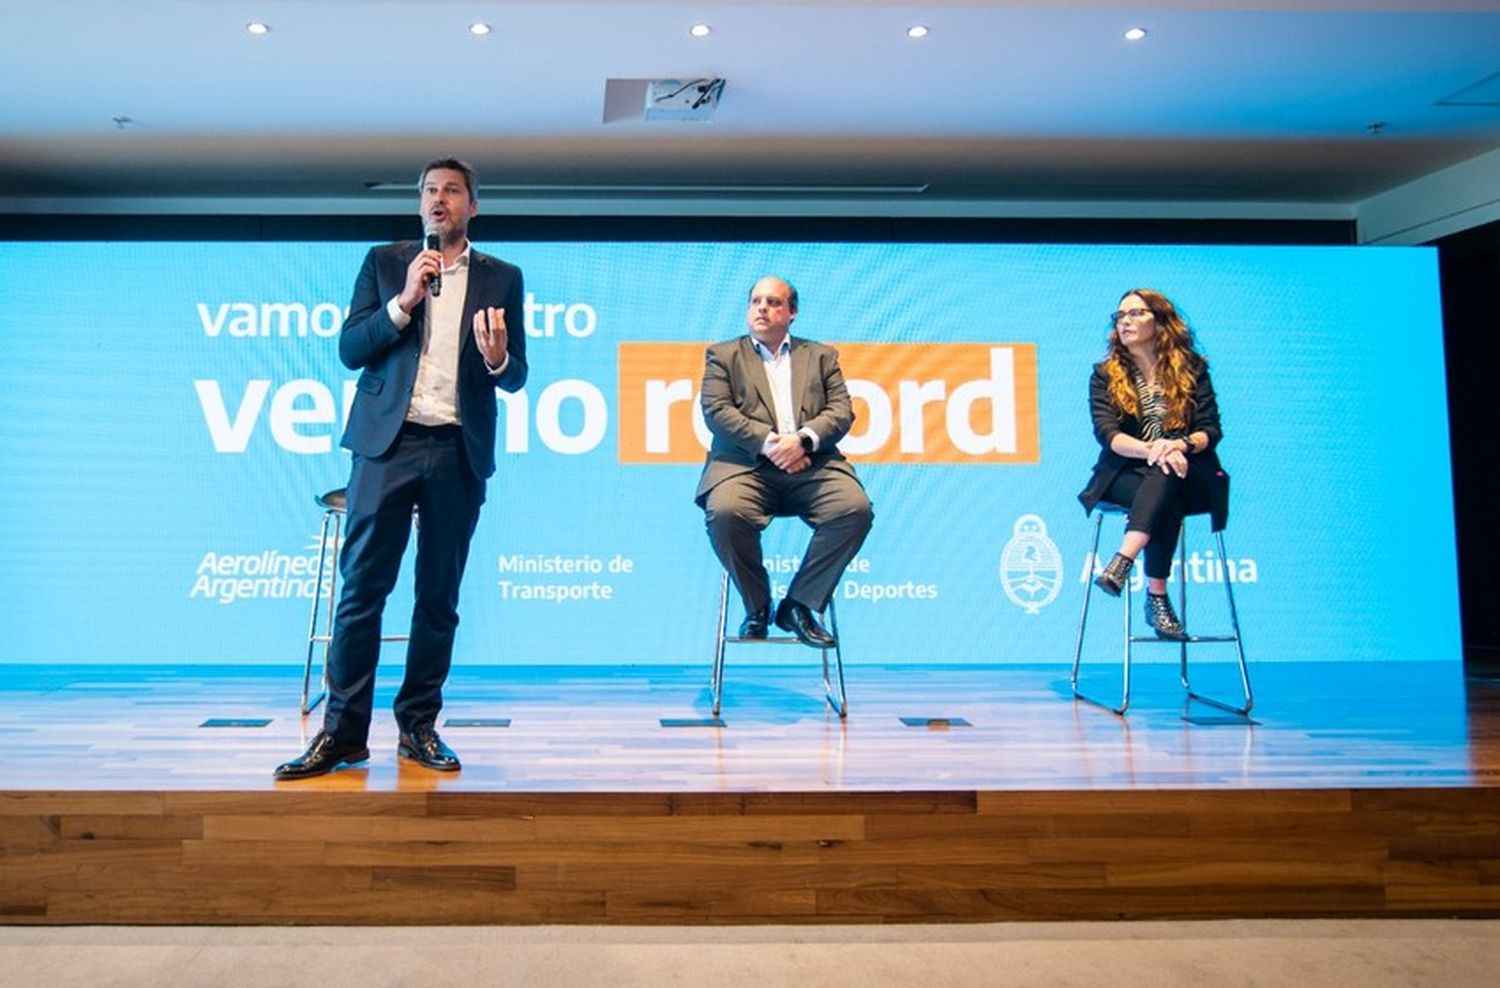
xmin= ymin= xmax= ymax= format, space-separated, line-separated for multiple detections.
xmin=0 ymin=241 xmax=1459 ymax=666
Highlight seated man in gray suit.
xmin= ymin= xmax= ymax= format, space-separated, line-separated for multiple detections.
xmin=695 ymin=276 xmax=874 ymax=647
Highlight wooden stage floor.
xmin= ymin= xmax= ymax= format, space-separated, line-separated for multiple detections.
xmin=3 ymin=661 xmax=1499 ymax=924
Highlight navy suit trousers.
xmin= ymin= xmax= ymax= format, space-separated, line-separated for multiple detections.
xmin=322 ymin=424 xmax=485 ymax=745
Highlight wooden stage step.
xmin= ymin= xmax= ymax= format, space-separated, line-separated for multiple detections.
xmin=4 ymin=787 xmax=1499 ymax=924
xmin=2 ymin=662 xmax=1498 ymax=923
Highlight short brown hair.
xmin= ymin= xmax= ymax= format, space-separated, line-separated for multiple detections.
xmin=419 ymin=157 xmax=477 ymax=200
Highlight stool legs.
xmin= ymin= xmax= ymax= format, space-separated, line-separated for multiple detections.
xmin=1072 ymin=513 xmax=1252 ymax=716
xmin=1179 ymin=529 xmax=1254 ymax=715
xmin=820 ymin=597 xmax=848 ymax=717
xmin=1071 ymin=511 xmax=1131 ymax=714
xmin=712 ymin=569 xmax=848 ymax=719
xmin=299 ymin=499 xmax=420 ymax=716
xmin=711 ymin=569 xmax=730 ymax=716
xmin=301 ymin=508 xmax=340 ymax=716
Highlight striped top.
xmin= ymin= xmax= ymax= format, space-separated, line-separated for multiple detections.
xmin=1132 ymin=371 xmax=1165 ymax=441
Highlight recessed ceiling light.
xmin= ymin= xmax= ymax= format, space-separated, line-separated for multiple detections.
xmin=469 ymin=22 xmax=491 ymax=36
xmin=1123 ymin=27 xmax=1147 ymax=41
xmin=245 ymin=21 xmax=270 ymax=36
xmin=690 ymin=24 xmax=711 ymax=38
xmin=907 ymin=25 xmax=929 ymax=40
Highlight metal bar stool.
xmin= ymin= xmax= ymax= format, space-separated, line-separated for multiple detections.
xmin=711 ymin=569 xmax=848 ymax=719
xmin=300 ymin=488 xmax=412 ymax=715
xmin=1070 ymin=495 xmax=1252 ymax=717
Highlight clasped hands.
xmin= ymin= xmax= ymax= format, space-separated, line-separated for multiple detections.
xmin=1144 ymin=437 xmax=1189 ymax=478
xmin=766 ymin=433 xmax=812 ymax=474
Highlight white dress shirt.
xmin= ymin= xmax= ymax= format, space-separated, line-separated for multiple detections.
xmin=385 ymin=245 xmax=471 ymax=426
xmin=752 ymin=335 xmax=820 ymax=456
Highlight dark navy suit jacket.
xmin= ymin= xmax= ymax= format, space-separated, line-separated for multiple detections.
xmin=338 ymin=241 xmax=527 ymax=479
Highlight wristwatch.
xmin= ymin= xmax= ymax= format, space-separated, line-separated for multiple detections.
xmin=799 ymin=433 xmax=815 ymax=454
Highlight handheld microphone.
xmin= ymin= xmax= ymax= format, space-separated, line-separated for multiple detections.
xmin=424 ymin=231 xmax=442 ymax=297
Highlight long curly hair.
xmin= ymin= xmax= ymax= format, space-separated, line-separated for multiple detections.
xmin=1101 ymin=288 xmax=1205 ymax=432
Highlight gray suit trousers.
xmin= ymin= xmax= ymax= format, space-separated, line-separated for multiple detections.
xmin=703 ymin=461 xmax=873 ymax=614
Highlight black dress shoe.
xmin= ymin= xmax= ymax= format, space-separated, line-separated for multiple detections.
xmin=1094 ymin=552 xmax=1135 ymax=597
xmin=774 ymin=599 xmax=837 ymax=648
xmin=273 ymin=731 xmax=370 ymax=781
xmin=1145 ymin=592 xmax=1189 ymax=641
xmin=397 ymin=726 xmax=462 ymax=771
xmin=738 ymin=602 xmax=770 ymax=639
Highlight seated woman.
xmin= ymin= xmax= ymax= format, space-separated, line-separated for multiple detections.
xmin=1078 ymin=288 xmax=1224 ymax=641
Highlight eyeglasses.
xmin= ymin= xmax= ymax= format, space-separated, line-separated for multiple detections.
xmin=1110 ymin=307 xmax=1153 ymax=325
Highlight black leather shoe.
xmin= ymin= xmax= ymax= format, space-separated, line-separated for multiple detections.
xmin=1145 ymin=592 xmax=1189 ymax=641
xmin=774 ymin=599 xmax=837 ymax=648
xmin=738 ymin=602 xmax=770 ymax=639
xmin=1094 ymin=552 xmax=1134 ymax=597
xmin=273 ymin=731 xmax=370 ymax=781
xmin=397 ymin=726 xmax=462 ymax=771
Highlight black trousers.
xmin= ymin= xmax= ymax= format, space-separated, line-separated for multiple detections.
xmin=322 ymin=424 xmax=486 ymax=745
xmin=1102 ymin=461 xmax=1216 ymax=580
xmin=703 ymin=461 xmax=873 ymax=614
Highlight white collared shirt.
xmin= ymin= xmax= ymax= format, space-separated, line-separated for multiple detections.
xmin=386 ymin=244 xmax=472 ymax=426
xmin=751 ymin=334 xmax=819 ymax=455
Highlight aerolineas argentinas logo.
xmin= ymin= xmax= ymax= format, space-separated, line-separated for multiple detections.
xmin=189 ymin=530 xmax=336 ymax=605
xmin=616 ymin=342 xmax=1039 ymax=463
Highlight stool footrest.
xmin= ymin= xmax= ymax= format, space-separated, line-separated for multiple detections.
xmin=309 ymin=634 xmax=412 ymax=645
xmin=725 ymin=635 xmax=822 ymax=646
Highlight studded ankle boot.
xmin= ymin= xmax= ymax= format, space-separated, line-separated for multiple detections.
xmin=1144 ymin=592 xmax=1188 ymax=641
xmin=1093 ymin=553 xmax=1134 ymax=597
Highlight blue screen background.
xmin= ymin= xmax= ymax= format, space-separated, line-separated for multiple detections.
xmin=0 ymin=242 xmax=1459 ymax=666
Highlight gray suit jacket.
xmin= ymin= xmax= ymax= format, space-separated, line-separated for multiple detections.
xmin=694 ymin=335 xmax=860 ymax=505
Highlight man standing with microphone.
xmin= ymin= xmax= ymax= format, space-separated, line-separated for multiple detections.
xmin=275 ymin=158 xmax=527 ymax=779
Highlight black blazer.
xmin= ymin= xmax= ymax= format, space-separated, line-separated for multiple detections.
xmin=337 ymin=241 xmax=527 ymax=480
xmin=1077 ymin=360 xmax=1228 ymax=529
